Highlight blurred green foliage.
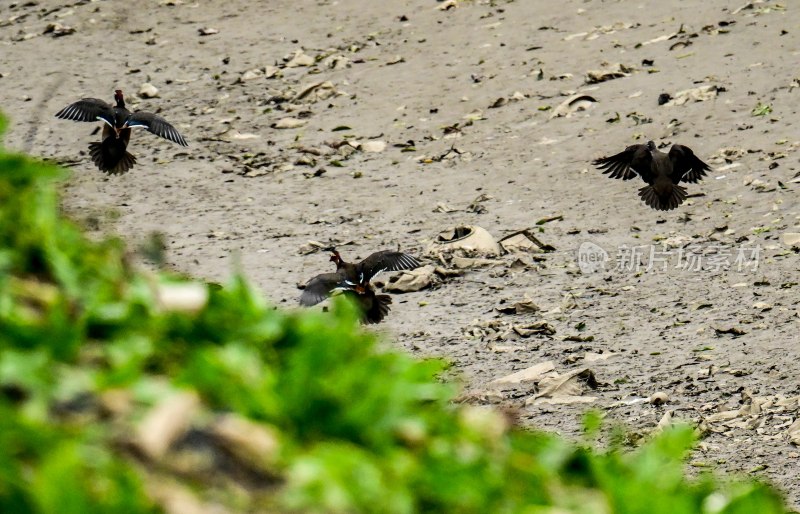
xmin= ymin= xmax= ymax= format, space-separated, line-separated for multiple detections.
xmin=0 ymin=115 xmax=789 ymax=513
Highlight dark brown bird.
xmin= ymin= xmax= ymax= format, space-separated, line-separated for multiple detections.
xmin=327 ymin=248 xmax=421 ymax=286
xmin=592 ymin=141 xmax=710 ymax=211
xmin=299 ymin=273 xmax=392 ymax=324
xmin=299 ymin=248 xmax=421 ymax=324
xmin=55 ymin=90 xmax=187 ymax=174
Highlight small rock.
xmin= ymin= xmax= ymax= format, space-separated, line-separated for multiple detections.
xmin=272 ymin=117 xmax=307 ymax=129
xmin=241 ymin=69 xmax=263 ymax=81
xmin=43 ymin=22 xmax=75 ymax=37
xmin=360 ymin=140 xmax=387 ymax=153
xmin=782 ymin=233 xmax=800 ymax=246
xmin=136 ymin=392 xmax=200 ymax=460
xmin=155 ymin=282 xmax=208 ymax=312
xmin=649 ymin=392 xmax=670 ymax=405
xmin=286 ymin=50 xmax=315 ymax=68
xmin=264 ymin=65 xmax=281 ymax=78
xmin=753 ymin=301 xmax=772 ymax=311
xmin=138 ymin=83 xmax=160 ymax=99
xmin=212 ymin=414 xmax=280 ymax=471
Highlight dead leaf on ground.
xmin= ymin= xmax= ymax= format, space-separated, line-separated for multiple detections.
xmin=491 ymin=361 xmax=556 ymax=385
xmin=43 ymin=22 xmax=75 ymax=37
xmin=498 ymin=230 xmax=556 ymax=254
xmin=788 ymin=419 xmax=800 ymax=446
xmin=582 ymin=352 xmax=618 ymax=363
xmin=664 ymin=85 xmax=719 ymax=106
xmin=550 ymin=94 xmax=597 ymax=118
xmin=291 ymin=81 xmax=340 ymax=103
xmin=713 ymin=326 xmax=747 ymax=336
xmin=384 ymin=265 xmax=437 ymax=293
xmin=527 ymin=368 xmax=599 ymax=405
xmin=585 ymin=64 xmax=632 ymax=84
xmin=451 ymin=256 xmax=504 ymax=269
xmin=513 ymin=321 xmax=556 ymax=337
xmin=466 ymin=193 xmax=493 ymax=214
xmin=496 ymin=296 xmax=540 ymax=315
xmin=640 ymin=25 xmax=685 ymax=46
xmin=433 ymin=203 xmax=458 ymax=213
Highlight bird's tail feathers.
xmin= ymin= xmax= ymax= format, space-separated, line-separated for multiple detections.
xmin=364 ymin=294 xmax=393 ymax=324
xmin=638 ymin=184 xmax=687 ymax=211
xmin=88 ymin=140 xmax=136 ymax=175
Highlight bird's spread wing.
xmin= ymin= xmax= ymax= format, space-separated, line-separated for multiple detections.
xmin=592 ymin=144 xmax=652 ymax=181
xmin=54 ymin=98 xmax=115 ymax=125
xmin=299 ymin=273 xmax=345 ymax=306
xmin=358 ymin=250 xmax=421 ymax=282
xmin=669 ymin=145 xmax=710 ymax=184
xmin=127 ymin=112 xmax=188 ymax=146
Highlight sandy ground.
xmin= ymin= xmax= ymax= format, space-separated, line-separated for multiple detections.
xmin=2 ymin=0 xmax=800 ymax=507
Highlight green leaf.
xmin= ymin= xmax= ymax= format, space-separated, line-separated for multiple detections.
xmin=751 ymin=103 xmax=773 ymax=116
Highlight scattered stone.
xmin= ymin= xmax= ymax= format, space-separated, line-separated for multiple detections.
xmin=285 ymin=50 xmax=315 ymax=67
xmin=138 ymin=83 xmax=160 ymax=99
xmin=649 ymin=392 xmax=670 ymax=405
xmin=43 ymin=22 xmax=75 ymax=37
xmin=272 ymin=117 xmax=307 ymax=129
xmin=135 ymin=392 xmax=200 ymax=460
xmin=782 ymin=233 xmax=800 ymax=246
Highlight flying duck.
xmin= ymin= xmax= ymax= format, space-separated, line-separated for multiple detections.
xmin=298 ymin=248 xmax=421 ymax=324
xmin=592 ymin=141 xmax=710 ymax=211
xmin=55 ymin=89 xmax=187 ymax=174
xmin=299 ymin=273 xmax=393 ymax=324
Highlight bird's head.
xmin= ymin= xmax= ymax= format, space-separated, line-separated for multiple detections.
xmin=646 ymin=140 xmax=657 ymax=152
xmin=114 ymin=90 xmax=125 ymax=108
xmin=325 ymin=247 xmax=342 ymax=265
